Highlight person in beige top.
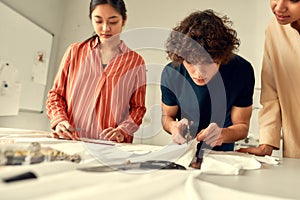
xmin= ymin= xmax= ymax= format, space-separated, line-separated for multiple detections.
xmin=238 ymin=0 xmax=300 ymax=158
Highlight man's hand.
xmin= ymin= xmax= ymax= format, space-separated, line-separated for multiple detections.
xmin=196 ymin=123 xmax=223 ymax=147
xmin=237 ymin=144 xmax=274 ymax=156
xmin=170 ymin=118 xmax=189 ymax=144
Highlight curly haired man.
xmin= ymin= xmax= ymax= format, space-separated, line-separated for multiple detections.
xmin=160 ymin=10 xmax=255 ymax=154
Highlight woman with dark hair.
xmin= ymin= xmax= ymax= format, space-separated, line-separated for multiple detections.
xmin=238 ymin=0 xmax=300 ymax=158
xmin=46 ymin=0 xmax=146 ymax=143
xmin=161 ymin=10 xmax=255 ymax=152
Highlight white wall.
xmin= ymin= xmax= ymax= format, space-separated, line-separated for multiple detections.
xmin=0 ymin=0 xmax=273 ymax=144
xmin=124 ymin=0 xmax=273 ymax=86
xmin=56 ymin=0 xmax=93 ymax=64
xmin=0 ymin=0 xmax=66 ymax=131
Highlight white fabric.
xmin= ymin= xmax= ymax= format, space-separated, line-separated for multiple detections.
xmin=188 ymin=172 xmax=292 ymax=200
xmin=253 ymin=155 xmax=280 ymax=165
xmin=200 ymin=150 xmax=279 ymax=175
xmin=55 ymin=138 xmax=198 ymax=168
xmin=200 ymin=150 xmax=262 ymax=175
xmin=1 ymin=128 xmax=292 ymax=200
xmin=0 ymin=167 xmax=292 ymax=200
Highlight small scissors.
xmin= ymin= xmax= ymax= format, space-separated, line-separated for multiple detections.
xmin=185 ymin=124 xmax=192 ymax=144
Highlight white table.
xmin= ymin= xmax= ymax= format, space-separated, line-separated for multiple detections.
xmin=0 ymin=128 xmax=297 ymax=200
xmin=200 ymin=158 xmax=299 ymax=199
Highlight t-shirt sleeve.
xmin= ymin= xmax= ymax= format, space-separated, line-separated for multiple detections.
xmin=160 ymin=66 xmax=178 ymax=106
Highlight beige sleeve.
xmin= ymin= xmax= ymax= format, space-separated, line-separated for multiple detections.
xmin=258 ymin=31 xmax=281 ymax=149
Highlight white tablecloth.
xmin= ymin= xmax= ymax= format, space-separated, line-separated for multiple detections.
xmin=0 ymin=128 xmax=294 ymax=200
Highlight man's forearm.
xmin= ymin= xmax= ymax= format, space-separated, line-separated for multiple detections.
xmin=221 ymin=123 xmax=249 ymax=143
xmin=161 ymin=115 xmax=176 ymax=135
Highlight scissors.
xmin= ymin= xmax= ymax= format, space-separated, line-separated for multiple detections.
xmin=184 ymin=124 xmax=192 ymax=144
xmin=78 ymin=160 xmax=186 ymax=172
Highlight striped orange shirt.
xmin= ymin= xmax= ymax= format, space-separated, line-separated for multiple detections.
xmin=46 ymin=37 xmax=146 ymax=142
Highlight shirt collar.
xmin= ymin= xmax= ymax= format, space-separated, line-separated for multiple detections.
xmin=90 ymin=36 xmax=100 ymax=49
xmin=90 ymin=36 xmax=130 ymax=53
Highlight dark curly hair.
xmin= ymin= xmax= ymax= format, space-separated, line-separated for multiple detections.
xmin=166 ymin=9 xmax=240 ymax=66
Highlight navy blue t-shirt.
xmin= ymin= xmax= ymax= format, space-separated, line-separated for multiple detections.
xmin=161 ymin=55 xmax=255 ymax=151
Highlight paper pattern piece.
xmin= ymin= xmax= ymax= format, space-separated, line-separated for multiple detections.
xmin=31 ymin=51 xmax=48 ymax=85
xmin=0 ymin=60 xmax=21 ymax=116
xmin=80 ymin=139 xmax=197 ymax=168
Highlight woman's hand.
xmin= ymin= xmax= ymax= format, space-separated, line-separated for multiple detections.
xmin=51 ymin=120 xmax=78 ymax=140
xmin=196 ymin=123 xmax=223 ymax=147
xmin=99 ymin=127 xmax=125 ymax=143
xmin=237 ymin=144 xmax=274 ymax=156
